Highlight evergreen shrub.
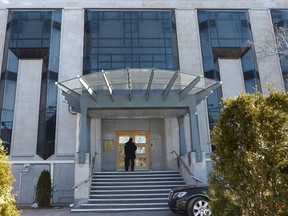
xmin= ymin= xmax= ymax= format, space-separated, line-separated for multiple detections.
xmin=36 ymin=170 xmax=52 ymax=207
xmin=209 ymin=89 xmax=288 ymax=216
xmin=0 ymin=139 xmax=20 ymax=216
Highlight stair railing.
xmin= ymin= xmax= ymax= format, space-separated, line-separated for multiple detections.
xmin=90 ymin=151 xmax=97 ymax=176
xmin=72 ymin=151 xmax=97 ymax=189
xmin=171 ymin=150 xmax=206 ymax=184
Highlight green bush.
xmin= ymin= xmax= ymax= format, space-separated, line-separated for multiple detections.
xmin=36 ymin=170 xmax=52 ymax=207
xmin=0 ymin=139 xmax=20 ymax=216
xmin=209 ymin=89 xmax=288 ymax=216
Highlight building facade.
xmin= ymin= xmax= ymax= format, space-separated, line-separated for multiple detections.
xmin=0 ymin=0 xmax=287 ymax=205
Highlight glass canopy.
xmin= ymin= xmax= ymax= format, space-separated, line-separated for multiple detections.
xmin=56 ymin=68 xmax=220 ymax=104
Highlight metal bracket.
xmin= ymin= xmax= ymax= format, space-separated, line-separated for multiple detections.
xmin=78 ymin=152 xmax=86 ymax=164
xmin=195 ymin=151 xmax=203 ymax=163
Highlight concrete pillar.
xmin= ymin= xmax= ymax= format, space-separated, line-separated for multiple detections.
xmin=55 ymin=8 xmax=89 ymax=201
xmin=177 ymin=116 xmax=187 ymax=155
xmin=190 ymin=152 xmax=208 ymax=183
xmin=11 ymin=60 xmax=42 ymax=157
xmin=56 ymin=9 xmax=84 ymax=156
xmin=164 ymin=118 xmax=179 ymax=171
xmin=0 ymin=9 xmax=7 ymax=69
xmin=74 ymin=153 xmax=90 ymax=200
xmin=219 ymin=58 xmax=245 ymax=97
xmin=78 ymin=108 xmax=89 ymax=163
xmin=176 ymin=9 xmax=203 ymax=75
xmin=189 ymin=106 xmax=202 ymax=163
xmin=176 ymin=9 xmax=211 ymax=158
xmin=249 ymin=9 xmax=285 ymax=93
xmin=90 ymin=118 xmax=102 ymax=172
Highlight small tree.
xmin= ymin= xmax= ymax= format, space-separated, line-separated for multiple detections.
xmin=209 ymin=89 xmax=288 ymax=216
xmin=36 ymin=170 xmax=52 ymax=207
xmin=250 ymin=25 xmax=288 ymax=91
xmin=0 ymin=139 xmax=20 ymax=216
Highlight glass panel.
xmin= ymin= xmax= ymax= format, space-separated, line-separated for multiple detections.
xmin=119 ymin=159 xmax=125 ymax=167
xmin=119 ymin=146 xmax=125 ymax=167
xmin=198 ymin=10 xmax=259 ymax=131
xmin=135 ymin=156 xmax=147 ymax=167
xmin=136 ymin=146 xmax=146 ymax=154
xmin=83 ymin=10 xmax=179 ymax=74
xmin=119 ymin=135 xmax=129 ymax=144
xmin=271 ymin=10 xmax=288 ymax=92
xmin=0 ymin=10 xmax=61 ymax=156
xmin=135 ymin=135 xmax=146 ymax=144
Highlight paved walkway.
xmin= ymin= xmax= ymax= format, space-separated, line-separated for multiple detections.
xmin=20 ymin=207 xmax=176 ymax=216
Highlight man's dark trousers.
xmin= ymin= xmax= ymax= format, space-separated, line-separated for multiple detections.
xmin=125 ymin=157 xmax=135 ymax=171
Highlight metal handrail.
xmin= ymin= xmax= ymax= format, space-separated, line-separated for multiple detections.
xmin=90 ymin=151 xmax=97 ymax=176
xmin=171 ymin=150 xmax=206 ymax=184
xmin=72 ymin=176 xmax=91 ymax=189
xmin=72 ymin=152 xmax=97 ymax=189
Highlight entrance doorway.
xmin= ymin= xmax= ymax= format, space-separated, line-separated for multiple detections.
xmin=116 ymin=130 xmax=150 ymax=171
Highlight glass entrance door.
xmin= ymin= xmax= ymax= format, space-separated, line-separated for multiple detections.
xmin=116 ymin=131 xmax=150 ymax=170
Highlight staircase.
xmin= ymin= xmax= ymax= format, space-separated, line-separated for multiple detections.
xmin=71 ymin=170 xmax=186 ymax=212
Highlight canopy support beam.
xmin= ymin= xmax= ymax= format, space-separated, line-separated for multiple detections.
xmin=127 ymin=68 xmax=132 ymax=102
xmin=145 ymin=68 xmax=154 ymax=102
xmin=55 ymin=82 xmax=80 ymax=101
xmin=195 ymin=82 xmax=221 ymax=104
xmin=179 ymin=76 xmax=201 ymax=101
xmin=162 ymin=70 xmax=178 ymax=101
xmin=78 ymin=75 xmax=97 ymax=102
xmin=102 ymin=69 xmax=115 ymax=102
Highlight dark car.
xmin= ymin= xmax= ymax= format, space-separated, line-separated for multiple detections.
xmin=168 ymin=185 xmax=211 ymax=216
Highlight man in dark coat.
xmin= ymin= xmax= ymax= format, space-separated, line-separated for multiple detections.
xmin=124 ymin=138 xmax=137 ymax=171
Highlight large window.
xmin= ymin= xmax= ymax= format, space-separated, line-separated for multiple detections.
xmin=83 ymin=10 xmax=179 ymax=74
xmin=198 ymin=10 xmax=260 ymax=129
xmin=271 ymin=10 xmax=288 ymax=92
xmin=0 ymin=11 xmax=61 ymax=158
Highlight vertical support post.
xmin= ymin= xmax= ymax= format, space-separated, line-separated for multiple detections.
xmin=177 ymin=116 xmax=187 ymax=155
xmin=189 ymin=106 xmax=202 ymax=162
xmin=78 ymin=108 xmax=88 ymax=164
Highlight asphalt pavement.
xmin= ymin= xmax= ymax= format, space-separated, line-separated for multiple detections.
xmin=20 ymin=207 xmax=177 ymax=216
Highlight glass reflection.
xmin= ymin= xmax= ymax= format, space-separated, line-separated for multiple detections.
xmin=198 ymin=10 xmax=260 ymax=131
xmin=84 ymin=10 xmax=179 ymax=74
xmin=271 ymin=10 xmax=288 ymax=92
xmin=0 ymin=10 xmax=61 ymax=156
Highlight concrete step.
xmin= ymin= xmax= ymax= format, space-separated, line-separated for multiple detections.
xmin=88 ymin=197 xmax=168 ymax=202
xmin=71 ymin=206 xmax=170 ymax=212
xmin=89 ymin=193 xmax=169 ymax=198
xmin=71 ymin=170 xmax=185 ymax=212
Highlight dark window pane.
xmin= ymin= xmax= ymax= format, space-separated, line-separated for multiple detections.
xmin=198 ymin=10 xmax=259 ymax=132
xmin=0 ymin=10 xmax=61 ymax=156
xmin=271 ymin=10 xmax=288 ymax=91
xmin=83 ymin=10 xmax=179 ymax=73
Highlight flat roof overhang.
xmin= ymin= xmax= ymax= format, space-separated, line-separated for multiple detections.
xmin=56 ymin=68 xmax=221 ymax=118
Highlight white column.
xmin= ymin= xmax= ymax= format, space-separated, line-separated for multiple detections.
xmin=0 ymin=9 xmax=8 ymax=69
xmin=176 ymin=9 xmax=211 ymax=156
xmin=11 ymin=60 xmax=43 ymax=157
xmin=249 ymin=9 xmax=285 ymax=93
xmin=176 ymin=9 xmax=203 ymax=75
xmin=55 ymin=9 xmax=84 ymax=156
xmin=165 ymin=118 xmax=179 ymax=171
xmin=74 ymin=153 xmax=90 ymax=200
xmin=90 ymin=119 xmax=102 ymax=172
xmin=56 ymin=8 xmax=89 ymax=200
xmin=219 ymin=58 xmax=245 ymax=98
